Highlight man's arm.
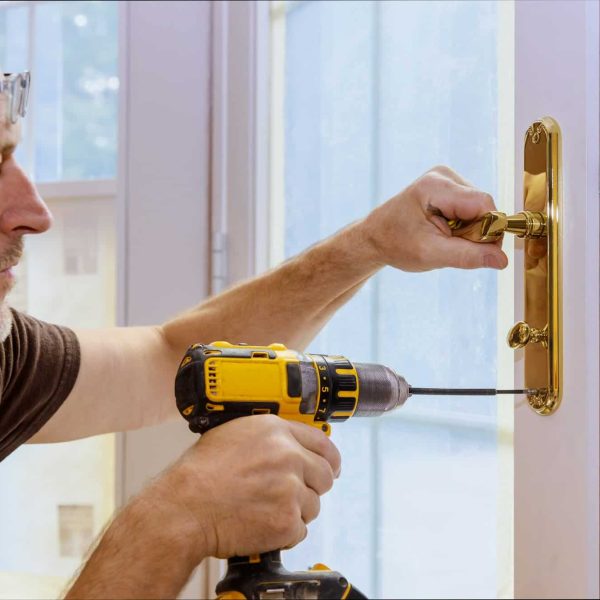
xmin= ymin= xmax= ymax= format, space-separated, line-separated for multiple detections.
xmin=31 ymin=166 xmax=507 ymax=443
xmin=65 ymin=485 xmax=202 ymax=599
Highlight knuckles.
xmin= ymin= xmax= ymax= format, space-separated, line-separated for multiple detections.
xmin=248 ymin=413 xmax=287 ymax=435
xmin=413 ymin=171 xmax=450 ymax=199
xmin=270 ymin=471 xmax=303 ymax=504
xmin=304 ymin=493 xmax=321 ymax=523
xmin=259 ymin=413 xmax=287 ymax=428
xmin=268 ymin=491 xmax=303 ymax=539
xmin=319 ymin=470 xmax=335 ymax=495
xmin=430 ymin=164 xmax=456 ymax=178
xmin=312 ymin=431 xmax=333 ymax=459
xmin=481 ymin=191 xmax=496 ymax=210
xmin=263 ymin=441 xmax=304 ymax=474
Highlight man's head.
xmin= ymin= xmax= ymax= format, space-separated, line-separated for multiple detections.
xmin=0 ymin=73 xmax=52 ymax=340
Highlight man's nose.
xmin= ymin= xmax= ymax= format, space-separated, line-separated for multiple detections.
xmin=0 ymin=164 xmax=53 ymax=235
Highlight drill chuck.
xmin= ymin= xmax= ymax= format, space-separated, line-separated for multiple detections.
xmin=354 ymin=363 xmax=410 ymax=416
xmin=296 ymin=361 xmax=409 ymax=419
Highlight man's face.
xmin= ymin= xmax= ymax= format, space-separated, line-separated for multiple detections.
xmin=0 ymin=92 xmax=52 ymax=340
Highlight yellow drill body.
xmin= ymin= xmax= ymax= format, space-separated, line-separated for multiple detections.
xmin=175 ymin=341 xmax=410 ymax=437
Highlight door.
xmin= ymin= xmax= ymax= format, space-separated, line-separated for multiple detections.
xmin=213 ymin=1 xmax=599 ymax=598
xmin=514 ymin=3 xmax=599 ymax=598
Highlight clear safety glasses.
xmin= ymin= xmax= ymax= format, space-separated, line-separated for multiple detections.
xmin=0 ymin=71 xmax=31 ymax=124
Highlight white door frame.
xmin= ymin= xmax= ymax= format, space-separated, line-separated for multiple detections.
xmin=116 ymin=1 xmax=212 ymax=597
xmin=202 ymin=1 xmax=273 ymax=589
xmin=514 ymin=2 xmax=599 ymax=598
xmin=210 ymin=0 xmax=271 ymax=293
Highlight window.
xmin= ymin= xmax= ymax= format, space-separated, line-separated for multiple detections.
xmin=0 ymin=2 xmax=118 ymax=597
xmin=269 ymin=1 xmax=513 ymax=597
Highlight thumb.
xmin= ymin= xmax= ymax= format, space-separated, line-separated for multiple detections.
xmin=436 ymin=237 xmax=508 ymax=270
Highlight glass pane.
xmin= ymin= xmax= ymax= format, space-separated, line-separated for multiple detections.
xmin=33 ymin=1 xmax=118 ymax=182
xmin=13 ymin=198 xmax=117 ymax=327
xmin=0 ymin=6 xmax=28 ymax=72
xmin=271 ymin=1 xmax=507 ymax=597
xmin=379 ymin=419 xmax=498 ymax=599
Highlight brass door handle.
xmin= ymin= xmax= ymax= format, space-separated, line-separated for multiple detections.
xmin=448 ymin=210 xmax=547 ymax=242
xmin=452 ymin=118 xmax=562 ymax=415
xmin=507 ymin=322 xmax=548 ymax=350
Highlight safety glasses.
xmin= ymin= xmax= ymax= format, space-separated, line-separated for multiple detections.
xmin=0 ymin=71 xmax=31 ymax=124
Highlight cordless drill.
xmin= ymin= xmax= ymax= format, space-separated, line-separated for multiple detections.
xmin=175 ymin=341 xmax=522 ymax=599
xmin=174 ymin=340 xmax=412 ymax=600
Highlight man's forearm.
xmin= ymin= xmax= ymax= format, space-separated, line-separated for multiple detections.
xmin=37 ymin=167 xmax=506 ymax=441
xmin=66 ymin=488 xmax=206 ymax=599
xmin=33 ymin=220 xmax=381 ymax=443
xmin=161 ymin=220 xmax=381 ymax=354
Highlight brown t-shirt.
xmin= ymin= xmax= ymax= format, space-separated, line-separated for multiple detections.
xmin=0 ymin=309 xmax=81 ymax=461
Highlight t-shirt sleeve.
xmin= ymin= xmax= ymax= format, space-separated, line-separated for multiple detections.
xmin=0 ymin=309 xmax=81 ymax=461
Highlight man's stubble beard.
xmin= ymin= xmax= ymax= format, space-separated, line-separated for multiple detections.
xmin=0 ymin=239 xmax=23 ymax=342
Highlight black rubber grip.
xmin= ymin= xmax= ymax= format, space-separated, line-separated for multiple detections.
xmin=286 ymin=362 xmax=302 ymax=397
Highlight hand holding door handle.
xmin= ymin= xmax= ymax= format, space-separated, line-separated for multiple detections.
xmin=447 ymin=210 xmax=547 ymax=242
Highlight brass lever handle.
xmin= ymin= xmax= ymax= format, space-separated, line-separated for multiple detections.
xmin=507 ymin=321 xmax=548 ymax=350
xmin=448 ymin=210 xmax=547 ymax=243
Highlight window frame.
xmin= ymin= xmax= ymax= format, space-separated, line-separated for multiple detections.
xmin=1 ymin=0 xmax=119 ymax=189
xmin=203 ymin=0 xmax=272 ymax=588
xmin=210 ymin=0 xmax=271 ymax=292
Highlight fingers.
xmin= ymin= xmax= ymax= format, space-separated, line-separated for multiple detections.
xmin=419 ymin=167 xmax=508 ymax=270
xmin=428 ymin=182 xmax=496 ymax=222
xmin=421 ymin=167 xmax=497 ymax=222
xmin=429 ymin=164 xmax=475 ymax=188
xmin=287 ymin=421 xmax=342 ymax=478
xmin=282 ymin=521 xmax=308 ymax=550
xmin=434 ymin=236 xmax=508 ymax=270
xmin=283 ymin=489 xmax=318 ymax=550
xmin=301 ymin=449 xmax=336 ymax=495
xmin=300 ymin=488 xmax=321 ymax=524
xmin=287 ymin=422 xmax=339 ymax=496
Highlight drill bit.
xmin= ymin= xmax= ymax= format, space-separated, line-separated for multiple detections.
xmin=409 ymin=387 xmax=534 ymax=396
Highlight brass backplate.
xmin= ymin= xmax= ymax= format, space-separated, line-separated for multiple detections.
xmin=522 ymin=117 xmax=561 ymax=414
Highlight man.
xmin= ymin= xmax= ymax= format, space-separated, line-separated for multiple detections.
xmin=0 ymin=71 xmax=507 ymax=598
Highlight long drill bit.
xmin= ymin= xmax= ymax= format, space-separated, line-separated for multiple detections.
xmin=409 ymin=387 xmax=534 ymax=396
